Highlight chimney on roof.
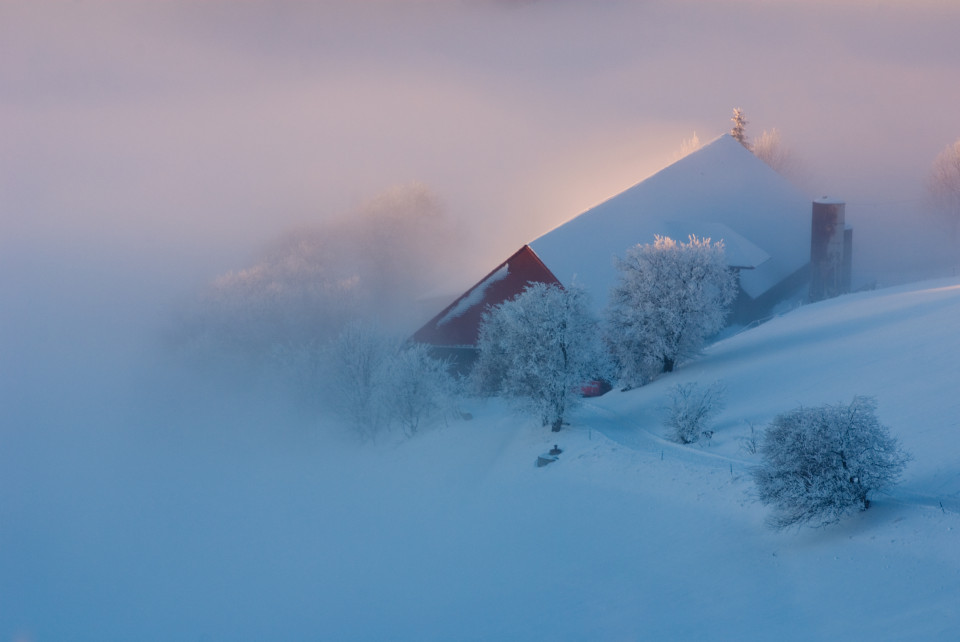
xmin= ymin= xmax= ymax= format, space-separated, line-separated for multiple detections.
xmin=810 ymin=198 xmax=852 ymax=302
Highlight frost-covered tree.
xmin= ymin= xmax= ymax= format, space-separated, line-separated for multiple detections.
xmin=172 ymin=183 xmax=461 ymax=362
xmin=324 ymin=324 xmax=458 ymax=440
xmin=730 ymin=108 xmax=750 ymax=149
xmin=752 ymin=128 xmax=809 ymax=188
xmin=665 ymin=381 xmax=725 ymax=445
xmin=927 ymin=138 xmax=960 ymax=256
xmin=753 ymin=129 xmax=791 ymax=174
xmin=606 ymin=235 xmax=737 ymax=386
xmin=385 ymin=342 xmax=458 ymax=437
xmin=473 ymin=283 xmax=608 ymax=432
xmin=752 ymin=397 xmax=910 ymax=530
xmin=676 ymin=131 xmax=702 ymax=159
xmin=324 ymin=322 xmax=397 ymax=441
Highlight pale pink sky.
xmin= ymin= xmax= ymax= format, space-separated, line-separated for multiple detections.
xmin=3 ymin=0 xmax=959 ymax=279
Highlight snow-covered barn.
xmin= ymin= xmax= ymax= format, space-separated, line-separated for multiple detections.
xmin=414 ymin=133 xmax=815 ymax=368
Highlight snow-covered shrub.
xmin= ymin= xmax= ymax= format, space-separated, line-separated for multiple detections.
xmin=605 ymin=235 xmax=737 ymax=387
xmin=752 ymin=396 xmax=910 ymax=530
xmin=473 ymin=282 xmax=609 ymax=432
xmin=384 ymin=342 xmax=458 ymax=437
xmin=664 ymin=381 xmax=725 ymax=445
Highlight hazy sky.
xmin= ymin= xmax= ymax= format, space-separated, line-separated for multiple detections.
xmin=3 ymin=0 xmax=960 ymax=280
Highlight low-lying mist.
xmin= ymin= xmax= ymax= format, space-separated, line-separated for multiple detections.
xmin=0 ymin=203 xmax=502 ymax=640
xmin=169 ymin=182 xmax=470 ymax=362
xmin=1 ymin=179 xmax=477 ymax=468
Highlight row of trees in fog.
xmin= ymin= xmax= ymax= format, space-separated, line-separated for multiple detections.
xmin=474 ymin=235 xmax=737 ymax=431
xmin=257 ymin=234 xmax=737 ymax=440
xmin=314 ymin=234 xmax=910 ymax=532
xmin=171 ymin=178 xmax=913 ymax=531
xmin=176 ymin=214 xmax=738 ymax=439
xmin=171 ymin=120 xmax=928 ymax=531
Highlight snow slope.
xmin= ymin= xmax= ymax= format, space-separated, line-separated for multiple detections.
xmin=597 ymin=276 xmax=960 ymax=510
xmin=2 ymin=271 xmax=959 ymax=640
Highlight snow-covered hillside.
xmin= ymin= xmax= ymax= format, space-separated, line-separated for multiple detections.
xmin=2 ymin=275 xmax=959 ymax=640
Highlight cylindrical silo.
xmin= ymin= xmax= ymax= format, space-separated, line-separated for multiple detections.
xmin=810 ymin=198 xmax=846 ymax=302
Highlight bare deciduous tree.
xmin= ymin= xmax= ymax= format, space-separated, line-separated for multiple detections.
xmin=927 ymin=138 xmax=960 ymax=258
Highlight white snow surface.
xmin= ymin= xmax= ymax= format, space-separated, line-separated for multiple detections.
xmin=530 ymin=134 xmax=812 ymax=307
xmin=3 ymin=273 xmax=960 ymax=641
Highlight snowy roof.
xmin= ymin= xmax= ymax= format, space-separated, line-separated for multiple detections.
xmin=653 ymin=221 xmax=770 ymax=270
xmin=529 ymin=134 xmax=811 ymax=304
xmin=412 ymin=245 xmax=560 ymax=348
xmin=814 ymin=196 xmax=845 ymax=205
